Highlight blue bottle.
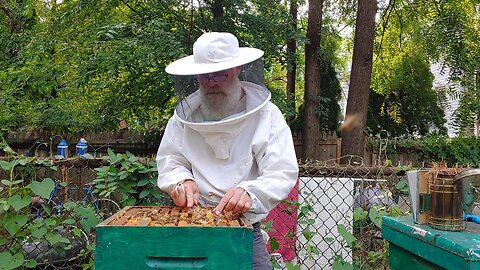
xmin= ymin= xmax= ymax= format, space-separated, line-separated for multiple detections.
xmin=57 ymin=139 xmax=68 ymax=158
xmin=76 ymin=138 xmax=88 ymax=156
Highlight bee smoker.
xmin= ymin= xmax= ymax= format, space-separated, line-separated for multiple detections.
xmin=407 ymin=169 xmax=480 ymax=231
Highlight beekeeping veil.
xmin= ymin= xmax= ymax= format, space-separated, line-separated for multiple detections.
xmin=165 ymin=32 xmax=266 ymax=120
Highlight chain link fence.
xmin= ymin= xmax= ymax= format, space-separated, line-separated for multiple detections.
xmin=267 ymin=162 xmax=411 ymax=269
xmin=1 ymin=156 xmax=411 ymax=269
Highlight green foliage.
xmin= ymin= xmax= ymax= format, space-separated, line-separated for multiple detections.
xmin=370 ymin=50 xmax=447 ymax=137
xmin=366 ymin=134 xmax=480 ymax=167
xmin=269 ymin=198 xmax=320 ymax=269
xmin=372 ymin=0 xmax=480 ymax=136
xmin=0 ymin=0 xmax=187 ymax=133
xmin=291 ymin=51 xmax=343 ymax=134
xmin=334 ymin=204 xmax=403 ymax=269
xmin=316 ymin=53 xmax=343 ymax=133
xmin=0 ymin=0 xmax=303 ymax=134
xmin=455 ymin=74 xmax=480 ymax=134
xmin=94 ymin=148 xmax=170 ymax=206
xmin=421 ymin=135 xmax=480 ymax=167
xmin=0 ymin=139 xmax=96 ymax=269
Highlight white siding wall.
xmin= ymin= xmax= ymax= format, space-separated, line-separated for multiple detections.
xmin=430 ymin=62 xmax=462 ymax=137
xmin=338 ymin=62 xmax=466 ymax=137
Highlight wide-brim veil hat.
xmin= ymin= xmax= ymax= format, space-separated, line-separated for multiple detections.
xmin=165 ymin=32 xmax=264 ymax=76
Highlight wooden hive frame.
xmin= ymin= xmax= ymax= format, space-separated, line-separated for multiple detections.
xmin=101 ymin=206 xmax=249 ymax=228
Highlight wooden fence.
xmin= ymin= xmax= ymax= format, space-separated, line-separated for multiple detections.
xmin=293 ymin=133 xmax=421 ymax=166
xmin=2 ymin=130 xmax=160 ymax=158
xmin=3 ymin=131 xmax=421 ymax=166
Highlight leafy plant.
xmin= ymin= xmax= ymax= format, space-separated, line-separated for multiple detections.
xmin=0 ymin=139 xmax=97 ymax=269
xmin=93 ymin=149 xmax=170 ymax=207
xmin=268 ymin=197 xmax=321 ymax=270
xmin=333 ymin=204 xmax=403 ymax=270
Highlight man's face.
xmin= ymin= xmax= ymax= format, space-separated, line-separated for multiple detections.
xmin=197 ymin=68 xmax=241 ymax=111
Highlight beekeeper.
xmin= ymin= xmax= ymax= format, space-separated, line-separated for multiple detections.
xmin=156 ymin=32 xmax=298 ymax=269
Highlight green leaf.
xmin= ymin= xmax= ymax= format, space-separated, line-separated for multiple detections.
xmin=369 ymin=207 xmax=384 ymax=228
xmin=337 ymin=224 xmax=356 ymax=248
xmin=137 ymin=178 xmax=149 ymax=186
xmin=149 ymin=178 xmax=158 ymax=185
xmin=324 ymin=237 xmax=334 ymax=243
xmin=302 ymin=230 xmax=315 ymax=241
xmin=309 ymin=245 xmax=320 ymax=255
xmin=3 ymin=146 xmax=15 ymax=154
xmin=63 ymin=201 xmax=77 ymax=211
xmin=46 ymin=232 xmax=70 ymax=245
xmin=71 ymin=227 xmax=82 ymax=238
xmin=31 ymin=226 xmax=48 ymax=239
xmin=108 ymin=148 xmax=119 ymax=164
xmin=139 ymin=189 xmax=150 ymax=198
xmin=128 ymin=154 xmax=139 ymax=162
xmin=76 ymin=206 xmax=101 ymax=232
xmin=62 ymin=218 xmax=76 ymax=225
xmin=150 ymin=189 xmax=162 ymax=198
xmin=264 ymin=220 xmax=273 ymax=231
xmin=107 ymin=166 xmax=119 ymax=176
xmin=396 ymin=179 xmax=408 ymax=190
xmin=390 ymin=205 xmax=402 ymax=216
xmin=0 ymin=160 xmax=12 ymax=171
xmin=124 ymin=197 xmax=136 ymax=206
xmin=10 ymin=195 xmax=32 ymax=211
xmin=95 ymin=183 xmax=106 ymax=189
xmin=285 ymin=262 xmax=301 ymax=270
xmin=81 ymin=153 xmax=95 ymax=159
xmin=120 ymin=160 xmax=129 ymax=169
xmin=4 ymin=214 xmax=28 ymax=236
xmin=0 ymin=252 xmax=24 ymax=270
xmin=118 ymin=171 xmax=128 ymax=180
xmin=11 ymin=179 xmax=23 ymax=185
xmin=45 ymin=218 xmax=57 ymax=227
xmin=28 ymin=178 xmax=55 ymax=198
xmin=270 ymin=237 xmax=279 ymax=251
xmin=24 ymin=259 xmax=37 ymax=268
xmin=332 ymin=258 xmax=353 ymax=270
xmin=0 ymin=236 xmax=6 ymax=246
xmin=1 ymin=180 xmax=13 ymax=186
xmin=353 ymin=207 xmax=368 ymax=222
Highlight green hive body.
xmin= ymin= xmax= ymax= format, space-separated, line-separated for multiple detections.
xmin=95 ymin=207 xmax=254 ymax=270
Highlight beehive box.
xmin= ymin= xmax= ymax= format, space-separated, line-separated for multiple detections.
xmin=95 ymin=206 xmax=253 ymax=270
xmin=382 ymin=215 xmax=480 ymax=270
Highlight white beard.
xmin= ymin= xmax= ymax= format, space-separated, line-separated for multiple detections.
xmin=199 ymin=78 xmax=243 ymax=121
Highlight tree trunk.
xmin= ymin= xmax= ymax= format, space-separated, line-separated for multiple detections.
xmin=302 ymin=0 xmax=324 ymax=161
xmin=0 ymin=0 xmax=20 ymax=33
xmin=286 ymin=0 xmax=298 ymax=124
xmin=340 ymin=0 xmax=377 ymax=164
xmin=212 ymin=0 xmax=224 ymax=18
xmin=211 ymin=0 xmax=225 ymax=31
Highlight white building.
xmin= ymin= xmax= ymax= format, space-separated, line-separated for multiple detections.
xmin=430 ymin=62 xmax=480 ymax=137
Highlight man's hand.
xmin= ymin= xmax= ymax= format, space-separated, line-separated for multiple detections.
xmin=171 ymin=180 xmax=199 ymax=207
xmin=214 ymin=187 xmax=251 ymax=215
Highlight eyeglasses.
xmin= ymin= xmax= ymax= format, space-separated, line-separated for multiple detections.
xmin=196 ymin=73 xmax=229 ymax=84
